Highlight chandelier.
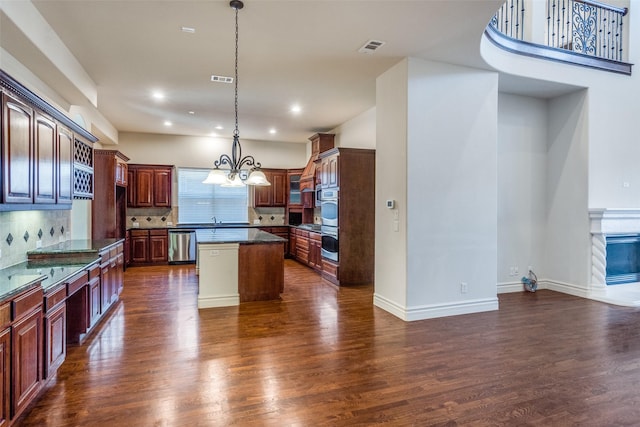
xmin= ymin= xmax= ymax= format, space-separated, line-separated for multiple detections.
xmin=203 ymin=0 xmax=270 ymax=187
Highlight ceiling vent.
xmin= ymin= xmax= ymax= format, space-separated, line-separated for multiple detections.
xmin=358 ymin=39 xmax=385 ymax=54
xmin=211 ymin=75 xmax=234 ymax=83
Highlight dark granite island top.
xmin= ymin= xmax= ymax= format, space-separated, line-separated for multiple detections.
xmin=195 ymin=228 xmax=286 ymax=245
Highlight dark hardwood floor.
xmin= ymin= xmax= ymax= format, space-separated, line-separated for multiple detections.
xmin=16 ymin=260 xmax=640 ymax=426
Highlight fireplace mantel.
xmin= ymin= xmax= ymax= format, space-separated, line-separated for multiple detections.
xmin=590 ymin=208 xmax=640 ymax=235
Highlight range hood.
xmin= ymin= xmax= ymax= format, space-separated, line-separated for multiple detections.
xmin=300 ymin=133 xmax=335 ymax=192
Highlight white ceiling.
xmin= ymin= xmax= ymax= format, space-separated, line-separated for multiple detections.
xmin=1 ymin=0 xmax=555 ymax=144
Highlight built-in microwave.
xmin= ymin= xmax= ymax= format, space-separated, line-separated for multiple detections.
xmin=315 ymin=185 xmax=322 ymax=206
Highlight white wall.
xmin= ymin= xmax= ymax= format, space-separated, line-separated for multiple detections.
xmin=332 ymin=107 xmax=376 ymax=149
xmin=374 ymin=59 xmax=409 ymax=316
xmin=497 ymin=93 xmax=548 ymax=290
xmin=374 ymin=57 xmax=499 ymax=321
xmin=545 ymin=90 xmax=591 ymax=293
xmin=116 ymin=132 xmax=307 ymax=170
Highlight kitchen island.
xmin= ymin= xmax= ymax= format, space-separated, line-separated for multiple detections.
xmin=195 ymin=228 xmax=285 ymax=308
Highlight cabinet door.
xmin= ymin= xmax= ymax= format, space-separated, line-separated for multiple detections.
xmin=90 ymin=277 xmax=101 ymax=327
xmin=272 ymin=171 xmax=287 ymax=206
xmin=153 ymin=168 xmax=172 ymax=207
xmin=12 ymin=309 xmax=42 ymax=419
xmin=127 ymin=169 xmax=136 ymax=206
xmin=135 ymin=168 xmax=154 ymax=207
xmin=44 ymin=303 xmax=66 ymax=379
xmin=254 ymin=171 xmax=273 ymax=207
xmin=289 ymin=231 xmax=297 ymax=258
xmin=0 ymin=328 xmax=9 ymax=427
xmin=100 ymin=262 xmax=111 ymax=313
xmin=115 ymin=253 xmax=125 ymax=295
xmin=1 ymin=93 xmax=33 ymax=203
xmin=34 ymin=113 xmax=56 ymax=204
xmin=150 ymin=232 xmax=168 ymax=263
xmin=130 ymin=234 xmax=149 ymax=263
xmin=287 ymin=171 xmax=302 ymax=206
xmin=57 ymin=126 xmax=73 ymax=204
xmin=327 ymin=156 xmax=339 ymax=188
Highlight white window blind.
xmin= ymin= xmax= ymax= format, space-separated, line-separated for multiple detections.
xmin=177 ymin=168 xmax=248 ymax=224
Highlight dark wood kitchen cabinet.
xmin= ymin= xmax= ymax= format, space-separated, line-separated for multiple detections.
xmin=92 ymin=150 xmax=129 ymax=241
xmin=127 ymin=164 xmax=172 ymax=208
xmin=309 ymin=232 xmax=322 ymax=271
xmin=0 ymin=325 xmax=9 ymax=427
xmin=11 ymin=287 xmax=43 ymax=421
xmin=318 ymin=148 xmax=375 ymax=286
xmin=130 ymin=229 xmax=168 ymax=265
xmin=56 ymin=126 xmax=74 ymax=205
xmin=1 ymin=71 xmax=98 ymax=210
xmin=43 ymin=292 xmax=66 ymax=380
xmin=1 ymin=93 xmax=33 ymax=204
xmin=254 ymin=169 xmax=287 ymax=207
xmin=258 ymin=227 xmax=289 ymax=255
xmin=34 ymin=113 xmax=56 ymax=204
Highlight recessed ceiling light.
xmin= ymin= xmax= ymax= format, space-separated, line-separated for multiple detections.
xmin=181 ymin=26 xmax=196 ymax=33
xmin=269 ymin=128 xmax=277 ymax=134
xmin=188 ymin=111 xmax=195 ymax=115
xmin=164 ymin=121 xmax=172 ymax=127
xmin=152 ymin=91 xmax=165 ymax=100
xmin=290 ymin=104 xmax=301 ymax=114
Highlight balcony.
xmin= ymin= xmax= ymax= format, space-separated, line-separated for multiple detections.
xmin=486 ymin=0 xmax=633 ymax=75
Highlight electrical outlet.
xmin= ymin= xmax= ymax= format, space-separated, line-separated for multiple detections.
xmin=36 ymin=240 xmax=42 ymax=249
xmin=460 ymin=282 xmax=468 ymax=293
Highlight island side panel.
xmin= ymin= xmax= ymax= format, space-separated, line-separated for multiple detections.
xmin=197 ymin=243 xmax=240 ymax=308
xmin=238 ymin=242 xmax=284 ymax=302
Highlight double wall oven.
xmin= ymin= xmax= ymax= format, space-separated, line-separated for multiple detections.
xmin=320 ymin=189 xmax=339 ymax=261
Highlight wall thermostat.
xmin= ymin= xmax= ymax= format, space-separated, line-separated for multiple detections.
xmin=386 ymin=199 xmax=395 ymax=209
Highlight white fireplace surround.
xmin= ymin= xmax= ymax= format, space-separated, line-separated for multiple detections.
xmin=589 ymin=208 xmax=640 ymax=307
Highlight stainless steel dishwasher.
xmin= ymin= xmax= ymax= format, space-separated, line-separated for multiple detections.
xmin=168 ymin=230 xmax=196 ymax=264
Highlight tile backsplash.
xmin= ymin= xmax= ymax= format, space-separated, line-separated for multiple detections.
xmin=127 ymin=207 xmax=176 ymax=228
xmin=0 ymin=210 xmax=71 ymax=269
xmin=250 ymin=207 xmax=285 ymax=226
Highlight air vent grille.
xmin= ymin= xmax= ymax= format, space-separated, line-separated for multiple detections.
xmin=358 ymin=39 xmax=385 ymax=54
xmin=211 ymin=75 xmax=234 ymax=83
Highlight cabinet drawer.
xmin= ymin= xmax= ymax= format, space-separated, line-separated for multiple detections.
xmin=0 ymin=303 xmax=10 ymax=329
xmin=322 ymin=259 xmax=339 ymax=279
xmin=67 ymin=271 xmax=88 ymax=296
xmin=109 ymin=247 xmax=118 ymax=259
xmin=44 ymin=285 xmax=67 ymax=312
xmin=130 ymin=229 xmax=149 ymax=237
xmin=310 ymin=232 xmax=321 ymax=242
xmin=13 ymin=287 xmax=44 ymax=320
xmin=87 ymin=264 xmax=100 ymax=281
xmin=150 ymin=229 xmax=168 ymax=237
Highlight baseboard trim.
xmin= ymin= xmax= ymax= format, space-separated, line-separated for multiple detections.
xmin=374 ymin=293 xmax=499 ymax=321
xmin=542 ymin=279 xmax=589 ymax=298
xmin=197 ymin=294 xmax=239 ymax=308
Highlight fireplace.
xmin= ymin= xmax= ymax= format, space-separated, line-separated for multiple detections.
xmin=605 ymin=235 xmax=640 ymax=285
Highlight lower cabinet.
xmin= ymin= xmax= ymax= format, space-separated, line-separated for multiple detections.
xmin=130 ymin=229 xmax=168 ymax=265
xmin=43 ymin=303 xmax=66 ymax=380
xmin=0 ymin=326 xmax=10 ymax=427
xmin=11 ymin=288 xmax=43 ymax=421
xmin=291 ymin=228 xmax=322 ymax=272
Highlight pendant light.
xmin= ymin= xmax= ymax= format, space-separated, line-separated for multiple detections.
xmin=203 ymin=0 xmax=270 ymax=187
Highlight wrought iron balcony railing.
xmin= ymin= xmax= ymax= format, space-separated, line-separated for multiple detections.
xmin=487 ymin=0 xmax=632 ymax=75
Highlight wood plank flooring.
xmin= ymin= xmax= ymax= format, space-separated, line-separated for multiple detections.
xmin=16 ymin=260 xmax=640 ymax=426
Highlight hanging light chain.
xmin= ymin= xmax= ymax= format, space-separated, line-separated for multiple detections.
xmin=234 ymin=2 xmax=239 ymax=138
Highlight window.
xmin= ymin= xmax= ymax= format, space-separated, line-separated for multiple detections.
xmin=177 ymin=167 xmax=248 ymax=224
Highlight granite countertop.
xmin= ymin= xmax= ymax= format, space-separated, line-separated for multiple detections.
xmin=27 ymin=238 xmax=124 ymax=256
xmin=195 ymin=228 xmax=287 ymax=244
xmin=0 ymin=258 xmax=99 ymax=301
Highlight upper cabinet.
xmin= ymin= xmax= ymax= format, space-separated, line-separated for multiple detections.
xmin=127 ymin=164 xmax=173 ymax=208
xmin=1 ymin=93 xmax=33 ymax=204
xmin=320 ymin=152 xmax=339 ymax=189
xmin=299 ymin=133 xmax=334 ymax=193
xmin=254 ymin=169 xmax=287 ymax=208
xmin=0 ymin=71 xmax=98 ymax=210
